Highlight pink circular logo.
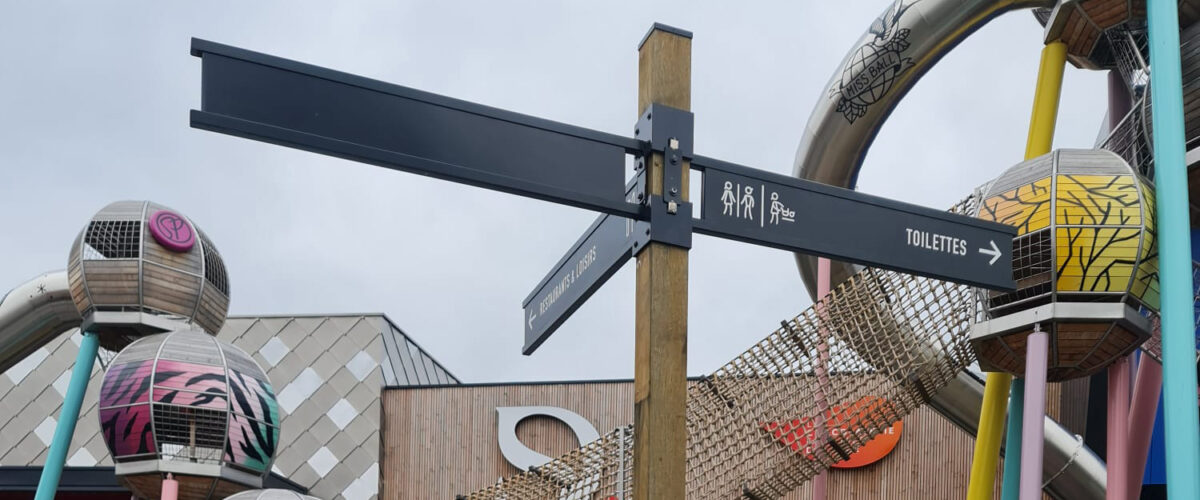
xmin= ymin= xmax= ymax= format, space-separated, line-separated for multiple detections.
xmin=148 ymin=210 xmax=195 ymax=253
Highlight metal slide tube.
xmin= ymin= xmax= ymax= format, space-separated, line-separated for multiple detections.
xmin=0 ymin=271 xmax=83 ymax=373
xmin=34 ymin=330 xmax=98 ymax=500
xmin=793 ymin=0 xmax=1056 ymax=293
xmin=792 ymin=1 xmax=1106 ymax=497
xmin=1147 ymin=0 xmax=1200 ymax=496
xmin=930 ymin=372 xmax=1108 ymax=499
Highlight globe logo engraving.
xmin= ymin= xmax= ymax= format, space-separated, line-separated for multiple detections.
xmin=830 ymin=0 xmax=918 ymax=123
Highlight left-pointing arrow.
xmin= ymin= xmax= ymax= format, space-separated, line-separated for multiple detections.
xmin=979 ymin=240 xmax=1002 ymax=266
xmin=528 ymin=311 xmax=536 ymax=330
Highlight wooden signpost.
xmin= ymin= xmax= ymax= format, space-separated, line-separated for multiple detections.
xmin=191 ymin=24 xmax=1015 ymax=497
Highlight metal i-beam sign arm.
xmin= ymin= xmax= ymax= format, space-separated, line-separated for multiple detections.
xmin=190 ymin=38 xmax=646 ymax=219
xmin=522 ymin=103 xmax=696 ymax=355
xmin=690 ymin=155 xmax=1017 ymax=290
xmin=522 ymin=174 xmax=650 ymax=355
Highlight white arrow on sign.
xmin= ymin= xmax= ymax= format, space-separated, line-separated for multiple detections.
xmin=979 ymin=240 xmax=1002 ymax=265
xmin=528 ymin=310 xmax=537 ymax=330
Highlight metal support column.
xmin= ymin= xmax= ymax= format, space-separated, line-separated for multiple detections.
xmin=1107 ymin=355 xmax=1131 ymax=500
xmin=1000 ymin=379 xmax=1025 ymax=500
xmin=967 ymin=40 xmax=1067 ymax=500
xmin=1019 ymin=325 xmax=1049 ymax=500
xmin=1147 ymin=1 xmax=1200 ymax=498
xmin=34 ymin=330 xmax=99 ymax=500
xmin=1127 ymin=354 xmax=1163 ymax=498
xmin=812 ymin=257 xmax=832 ymax=500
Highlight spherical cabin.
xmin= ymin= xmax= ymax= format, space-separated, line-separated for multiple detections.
xmin=224 ymin=489 xmax=323 ymax=500
xmin=970 ymin=149 xmax=1158 ymax=382
xmin=98 ymin=329 xmax=279 ymax=500
xmin=68 ymin=201 xmax=230 ymax=351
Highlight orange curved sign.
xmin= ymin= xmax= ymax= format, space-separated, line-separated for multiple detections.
xmin=761 ymin=396 xmax=903 ymax=469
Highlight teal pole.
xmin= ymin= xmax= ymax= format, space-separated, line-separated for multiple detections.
xmin=1000 ymin=379 xmax=1025 ymax=500
xmin=1147 ymin=1 xmax=1200 ymax=497
xmin=34 ymin=330 xmax=99 ymax=500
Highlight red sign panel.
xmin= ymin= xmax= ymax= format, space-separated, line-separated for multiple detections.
xmin=762 ymin=396 xmax=903 ymax=469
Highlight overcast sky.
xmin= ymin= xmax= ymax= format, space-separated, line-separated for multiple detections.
xmin=0 ymin=1 xmax=1107 ymax=383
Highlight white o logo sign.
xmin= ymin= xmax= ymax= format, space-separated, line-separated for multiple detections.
xmin=496 ymin=406 xmax=601 ymax=471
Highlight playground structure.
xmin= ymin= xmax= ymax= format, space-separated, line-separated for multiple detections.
xmin=1 ymin=1 xmax=1200 ymax=500
xmin=0 ymin=201 xmax=272 ymax=500
xmin=98 ymin=329 xmax=280 ymax=500
xmin=466 ymin=1 xmax=1198 ymax=499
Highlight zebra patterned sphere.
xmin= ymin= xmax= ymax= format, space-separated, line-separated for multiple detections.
xmin=98 ymin=329 xmax=279 ymax=500
xmin=69 ymin=200 xmax=230 ymax=351
xmin=971 ymin=149 xmax=1158 ymax=381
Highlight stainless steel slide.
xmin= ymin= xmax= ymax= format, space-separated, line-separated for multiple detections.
xmin=0 ymin=271 xmax=83 ymax=374
xmin=792 ymin=0 xmax=1107 ymax=498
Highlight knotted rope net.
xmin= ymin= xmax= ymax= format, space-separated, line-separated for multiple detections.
xmin=464 ymin=199 xmax=983 ymax=499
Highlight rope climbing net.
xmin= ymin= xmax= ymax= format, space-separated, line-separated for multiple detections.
xmin=464 ymin=200 xmax=983 ymax=499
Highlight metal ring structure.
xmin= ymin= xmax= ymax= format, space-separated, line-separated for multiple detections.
xmin=791 ymin=0 xmax=1108 ymax=498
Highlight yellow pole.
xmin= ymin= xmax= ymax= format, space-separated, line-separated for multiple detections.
xmin=1024 ymin=42 xmax=1068 ymax=159
xmin=969 ymin=373 xmax=1014 ymax=500
xmin=966 ymin=40 xmax=1067 ymax=500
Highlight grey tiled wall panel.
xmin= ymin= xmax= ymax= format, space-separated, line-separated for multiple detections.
xmin=0 ymin=314 xmax=457 ymax=500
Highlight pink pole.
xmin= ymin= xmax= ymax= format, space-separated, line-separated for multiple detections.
xmin=1019 ymin=326 xmax=1049 ymax=500
xmin=161 ymin=473 xmax=179 ymax=500
xmin=1107 ymin=355 xmax=1132 ymax=500
xmin=812 ymin=257 xmax=831 ymax=500
xmin=1128 ymin=354 xmax=1164 ymax=499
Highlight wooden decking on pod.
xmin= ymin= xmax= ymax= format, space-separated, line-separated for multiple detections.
xmin=1041 ymin=0 xmax=1200 ymax=69
xmin=973 ymin=321 xmax=1147 ymax=381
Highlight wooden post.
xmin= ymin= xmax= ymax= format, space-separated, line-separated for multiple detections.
xmin=633 ymin=24 xmax=690 ymax=500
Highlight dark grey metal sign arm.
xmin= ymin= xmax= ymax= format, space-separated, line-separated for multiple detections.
xmin=521 ymin=174 xmax=650 ymax=355
xmin=689 ymin=155 xmax=1017 ymax=290
xmin=190 ymin=38 xmax=648 ymax=219
xmin=189 ymin=37 xmax=1016 ymax=359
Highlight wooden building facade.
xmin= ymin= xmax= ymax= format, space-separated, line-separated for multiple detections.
xmin=381 ymin=378 xmax=1088 ymax=499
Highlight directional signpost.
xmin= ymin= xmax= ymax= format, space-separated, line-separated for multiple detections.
xmin=691 ymin=156 xmax=1015 ymax=290
xmin=523 ymin=176 xmax=649 ymax=355
xmin=190 ymin=25 xmax=1015 ymax=498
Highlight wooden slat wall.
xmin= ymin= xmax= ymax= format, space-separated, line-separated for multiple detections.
xmin=141 ymin=261 xmax=201 ymax=317
xmin=381 ymin=379 xmax=1087 ymax=500
xmin=68 ymin=235 xmax=89 ymax=313
xmin=81 ymin=260 xmax=140 ymax=305
xmin=382 ymin=381 xmax=638 ymax=499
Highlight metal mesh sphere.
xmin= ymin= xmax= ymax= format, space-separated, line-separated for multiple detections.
xmin=68 ymin=201 xmax=230 ymax=351
xmin=970 ymin=149 xmax=1157 ymax=381
xmin=224 ymin=490 xmax=323 ymax=500
xmin=98 ymin=329 xmax=279 ymax=500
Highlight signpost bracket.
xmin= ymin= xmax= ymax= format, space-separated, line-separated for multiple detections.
xmin=635 ymin=103 xmax=694 ymax=251
xmin=641 ymin=195 xmax=692 ymax=250
xmin=635 ymin=104 xmax=694 ymax=206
